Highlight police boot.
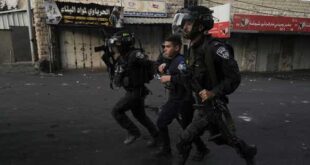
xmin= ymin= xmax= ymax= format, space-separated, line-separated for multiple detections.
xmin=235 ymin=139 xmax=257 ymax=165
xmin=173 ymin=142 xmax=191 ymax=165
xmin=153 ymin=146 xmax=172 ymax=157
xmin=242 ymin=145 xmax=257 ymax=165
xmin=191 ymin=147 xmax=210 ymax=161
xmin=173 ymin=153 xmax=190 ymax=165
xmin=123 ymin=133 xmax=141 ymax=145
xmin=146 ymin=136 xmax=160 ymax=148
xmin=191 ymin=138 xmax=210 ymax=161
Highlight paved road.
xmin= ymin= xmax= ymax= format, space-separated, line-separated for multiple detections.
xmin=0 ymin=72 xmax=309 ymax=165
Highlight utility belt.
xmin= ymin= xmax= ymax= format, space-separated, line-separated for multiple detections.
xmin=113 ymin=74 xmax=125 ymax=87
xmin=193 ymin=97 xmax=236 ymax=137
xmin=115 ymin=75 xmax=143 ymax=88
xmin=164 ymin=82 xmax=176 ymax=91
xmin=125 ymin=85 xmax=150 ymax=98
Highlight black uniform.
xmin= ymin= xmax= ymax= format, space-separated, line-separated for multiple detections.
xmin=111 ymin=49 xmax=158 ymax=139
xmin=175 ymin=36 xmax=256 ymax=165
xmin=156 ymin=54 xmax=207 ymax=154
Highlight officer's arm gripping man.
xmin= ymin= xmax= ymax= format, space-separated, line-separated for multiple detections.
xmin=210 ymin=45 xmax=241 ymax=97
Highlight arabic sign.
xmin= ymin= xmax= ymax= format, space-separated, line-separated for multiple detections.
xmin=44 ymin=0 xmax=62 ymax=25
xmin=55 ymin=0 xmax=121 ymax=5
xmin=208 ymin=3 xmax=231 ymax=38
xmin=124 ymin=0 xmax=167 ymax=17
xmin=54 ymin=1 xmax=122 ymax=27
xmin=233 ymin=14 xmax=310 ymax=33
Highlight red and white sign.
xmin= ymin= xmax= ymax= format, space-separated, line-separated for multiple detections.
xmin=233 ymin=14 xmax=310 ymax=33
xmin=208 ymin=3 xmax=231 ymax=38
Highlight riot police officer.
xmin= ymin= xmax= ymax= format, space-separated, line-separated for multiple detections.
xmin=108 ymin=31 xmax=159 ymax=145
xmin=171 ymin=6 xmax=257 ymax=165
xmin=154 ymin=35 xmax=209 ymax=160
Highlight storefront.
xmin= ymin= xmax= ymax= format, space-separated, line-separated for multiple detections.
xmin=39 ymin=0 xmax=123 ymax=70
xmin=231 ymin=14 xmax=310 ymax=72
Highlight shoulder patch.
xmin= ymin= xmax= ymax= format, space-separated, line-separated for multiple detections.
xmin=135 ymin=51 xmax=145 ymax=59
xmin=216 ymin=46 xmax=230 ymax=59
xmin=177 ymin=62 xmax=186 ymax=72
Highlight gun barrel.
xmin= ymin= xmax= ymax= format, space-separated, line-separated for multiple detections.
xmin=94 ymin=45 xmax=107 ymax=52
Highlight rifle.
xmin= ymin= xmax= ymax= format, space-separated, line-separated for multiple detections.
xmin=94 ymin=41 xmax=116 ymax=89
xmin=188 ymin=75 xmax=236 ymax=144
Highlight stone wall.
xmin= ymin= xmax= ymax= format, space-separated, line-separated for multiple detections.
xmin=33 ymin=0 xmax=49 ymax=60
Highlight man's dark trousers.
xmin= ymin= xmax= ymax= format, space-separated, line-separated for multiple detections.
xmin=112 ymin=88 xmax=158 ymax=137
xmin=157 ymin=99 xmax=206 ymax=151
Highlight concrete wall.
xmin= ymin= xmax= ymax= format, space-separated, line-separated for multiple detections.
xmin=229 ymin=33 xmax=310 ymax=72
xmin=17 ymin=0 xmax=35 ymax=9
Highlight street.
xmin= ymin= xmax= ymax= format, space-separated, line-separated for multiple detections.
xmin=0 ymin=71 xmax=310 ymax=165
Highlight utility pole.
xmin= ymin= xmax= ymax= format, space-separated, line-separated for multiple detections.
xmin=27 ymin=0 xmax=36 ymax=64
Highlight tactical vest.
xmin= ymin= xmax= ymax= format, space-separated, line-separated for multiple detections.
xmin=114 ymin=49 xmax=154 ymax=89
xmin=186 ymin=38 xmax=236 ymax=133
xmin=186 ymin=38 xmax=234 ymax=91
xmin=113 ymin=55 xmax=128 ymax=88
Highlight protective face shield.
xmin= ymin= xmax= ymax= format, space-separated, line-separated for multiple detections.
xmin=172 ymin=12 xmax=193 ymax=36
xmin=107 ymin=37 xmax=119 ymax=53
xmin=107 ymin=31 xmax=134 ymax=55
xmin=172 ymin=6 xmax=214 ymax=39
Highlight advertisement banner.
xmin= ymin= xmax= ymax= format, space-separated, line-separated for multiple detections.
xmin=45 ymin=0 xmax=123 ymax=27
xmin=233 ymin=14 xmax=310 ymax=33
xmin=208 ymin=3 xmax=231 ymax=38
xmin=124 ymin=0 xmax=167 ymax=17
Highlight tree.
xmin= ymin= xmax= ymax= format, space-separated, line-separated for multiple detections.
xmin=0 ymin=0 xmax=9 ymax=12
xmin=0 ymin=0 xmax=3 ymax=11
xmin=10 ymin=5 xmax=16 ymax=10
xmin=2 ymin=1 xmax=8 ymax=11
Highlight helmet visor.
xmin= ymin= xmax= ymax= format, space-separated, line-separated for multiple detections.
xmin=172 ymin=13 xmax=194 ymax=27
xmin=172 ymin=13 xmax=192 ymax=34
xmin=108 ymin=36 xmax=121 ymax=46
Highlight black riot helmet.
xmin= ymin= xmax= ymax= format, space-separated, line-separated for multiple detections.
xmin=172 ymin=6 xmax=214 ymax=39
xmin=108 ymin=30 xmax=135 ymax=53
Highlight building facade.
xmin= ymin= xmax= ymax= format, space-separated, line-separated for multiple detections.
xmin=201 ymin=0 xmax=310 ymax=72
xmin=0 ymin=9 xmax=32 ymax=64
xmin=32 ymin=0 xmax=183 ymax=70
xmin=31 ymin=0 xmax=310 ymax=72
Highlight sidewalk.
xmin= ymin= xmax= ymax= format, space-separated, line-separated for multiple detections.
xmin=0 ymin=62 xmax=38 ymax=74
